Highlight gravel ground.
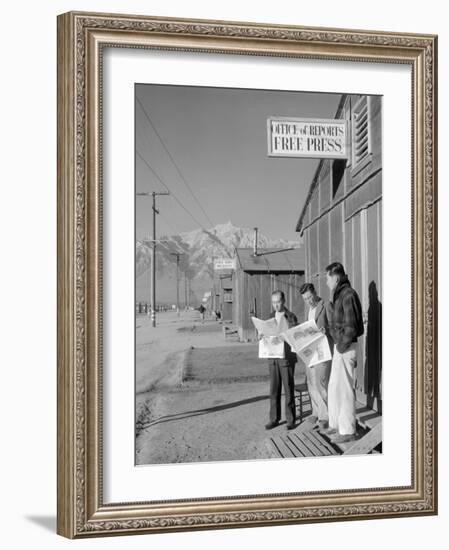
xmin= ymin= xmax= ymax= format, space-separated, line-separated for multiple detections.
xmin=135 ymin=310 xmax=307 ymax=465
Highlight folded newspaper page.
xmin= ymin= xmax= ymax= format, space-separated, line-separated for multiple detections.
xmin=282 ymin=320 xmax=332 ymax=368
xmin=251 ymin=316 xmax=331 ymax=364
xmin=298 ymin=337 xmax=331 ymax=367
xmin=258 ymin=336 xmax=285 ymax=359
xmin=251 ymin=316 xmax=285 ymax=359
xmin=251 ymin=316 xmax=279 ymax=337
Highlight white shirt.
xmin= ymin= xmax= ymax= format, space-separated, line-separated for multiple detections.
xmin=275 ymin=310 xmax=283 ymax=323
xmin=308 ymin=304 xmax=318 ymax=322
xmin=274 ymin=310 xmax=289 ymax=333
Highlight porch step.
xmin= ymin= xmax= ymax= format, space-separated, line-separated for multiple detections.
xmin=356 ymin=401 xmax=382 ymax=430
xmin=342 ymin=421 xmax=382 ymax=455
xmin=270 ymin=426 xmax=340 ymax=459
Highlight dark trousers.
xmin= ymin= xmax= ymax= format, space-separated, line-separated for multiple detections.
xmin=268 ymin=360 xmax=296 ymax=425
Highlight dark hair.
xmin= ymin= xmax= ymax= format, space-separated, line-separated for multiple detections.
xmin=271 ymin=290 xmax=285 ymax=301
xmin=299 ymin=283 xmax=315 ymax=295
xmin=325 ymin=262 xmax=346 ymax=277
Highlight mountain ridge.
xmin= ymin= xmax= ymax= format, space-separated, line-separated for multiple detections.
xmin=136 ymin=221 xmax=302 ymax=304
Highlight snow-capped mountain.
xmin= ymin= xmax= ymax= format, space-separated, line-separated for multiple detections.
xmin=136 ymin=221 xmax=301 ymax=304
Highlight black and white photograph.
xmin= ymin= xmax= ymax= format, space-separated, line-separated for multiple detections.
xmin=3 ymin=0 xmax=442 ymax=543
xmin=134 ymin=84 xmax=382 ymax=465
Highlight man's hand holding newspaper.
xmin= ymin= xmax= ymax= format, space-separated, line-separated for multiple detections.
xmin=251 ymin=317 xmax=285 ymax=359
xmin=251 ymin=317 xmax=331 ymax=366
xmin=282 ymin=320 xmax=332 ymax=367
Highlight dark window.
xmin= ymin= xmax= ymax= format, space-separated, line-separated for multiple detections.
xmin=332 ymin=159 xmax=346 ymax=198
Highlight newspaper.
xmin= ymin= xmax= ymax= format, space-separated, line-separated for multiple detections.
xmin=251 ymin=316 xmax=331 ymax=366
xmin=298 ymin=338 xmax=331 ymax=367
xmin=251 ymin=316 xmax=285 ymax=359
xmin=258 ymin=336 xmax=285 ymax=359
xmin=251 ymin=316 xmax=280 ymax=337
xmin=282 ymin=320 xmax=332 ymax=368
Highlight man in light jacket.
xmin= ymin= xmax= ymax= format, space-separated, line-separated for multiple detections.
xmin=299 ymin=283 xmax=334 ymax=430
xmin=324 ymin=262 xmax=364 ymax=444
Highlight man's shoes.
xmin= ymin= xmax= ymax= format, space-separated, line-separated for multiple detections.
xmin=331 ymin=433 xmax=356 ymax=444
xmin=286 ymin=423 xmax=296 ymax=430
xmin=265 ymin=421 xmax=279 ymax=430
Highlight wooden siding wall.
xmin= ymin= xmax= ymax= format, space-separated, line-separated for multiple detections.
xmin=233 ymin=272 xmax=305 ymax=342
xmin=211 ymin=271 xmax=233 ymax=321
xmin=301 ymin=95 xmax=382 ymax=411
xmin=220 ymin=276 xmax=233 ymax=321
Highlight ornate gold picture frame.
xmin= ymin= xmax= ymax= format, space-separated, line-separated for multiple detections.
xmin=57 ymin=11 xmax=437 ymax=539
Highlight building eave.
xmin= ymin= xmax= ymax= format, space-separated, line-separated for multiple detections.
xmin=295 ymin=93 xmax=348 ymax=235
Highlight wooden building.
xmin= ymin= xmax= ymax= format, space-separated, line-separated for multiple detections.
xmin=296 ymin=93 xmax=382 ymax=412
xmin=211 ymin=271 xmax=233 ymax=321
xmin=233 ymin=248 xmax=305 ymax=342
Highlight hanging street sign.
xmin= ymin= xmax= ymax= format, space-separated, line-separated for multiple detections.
xmin=214 ymin=258 xmax=236 ymax=271
xmin=267 ymin=117 xmax=348 ymax=159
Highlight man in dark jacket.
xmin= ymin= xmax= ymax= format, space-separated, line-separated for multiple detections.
xmin=263 ymin=290 xmax=298 ymax=431
xmin=324 ymin=262 xmax=364 ymax=443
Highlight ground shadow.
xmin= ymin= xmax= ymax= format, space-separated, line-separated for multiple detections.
xmin=364 ymin=281 xmax=382 ymax=411
xmin=24 ymin=515 xmax=56 ymax=533
xmin=141 ymin=394 xmax=270 ymax=429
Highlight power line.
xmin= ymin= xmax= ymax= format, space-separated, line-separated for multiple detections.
xmin=140 ymin=207 xmax=187 ymax=259
xmin=156 ymin=215 xmax=189 ymax=255
xmin=136 ymin=240 xmax=175 ymax=278
xmin=157 ymin=211 xmax=177 ymax=236
xmin=140 ymin=236 xmax=185 ymax=259
xmin=135 ymin=102 xmax=233 ymax=275
xmin=136 ymin=150 xmax=231 ymax=258
xmin=135 ymin=104 xmax=232 ymax=258
xmin=140 ymin=229 xmax=187 ymax=262
xmin=136 ymin=149 xmax=207 ymax=231
xmin=156 ymin=240 xmax=179 ymax=254
xmin=136 ymin=96 xmax=215 ymax=228
xmin=136 ymin=191 xmax=170 ymax=328
xmin=142 ymin=207 xmax=184 ymax=252
xmin=159 ymin=239 xmax=186 ymax=256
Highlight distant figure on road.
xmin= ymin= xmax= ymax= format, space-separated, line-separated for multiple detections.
xmin=299 ymin=282 xmax=334 ymax=431
xmin=265 ymin=290 xmax=298 ymax=431
xmin=198 ymin=304 xmax=206 ymax=323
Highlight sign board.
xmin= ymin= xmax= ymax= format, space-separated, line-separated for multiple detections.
xmin=214 ymin=258 xmax=236 ymax=271
xmin=267 ymin=117 xmax=348 ymax=159
xmin=202 ymin=291 xmax=212 ymax=303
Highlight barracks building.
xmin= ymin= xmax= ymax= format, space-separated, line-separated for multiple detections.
xmin=296 ymin=94 xmax=382 ymax=412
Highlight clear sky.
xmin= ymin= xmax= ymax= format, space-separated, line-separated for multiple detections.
xmin=135 ymin=84 xmax=342 ymax=242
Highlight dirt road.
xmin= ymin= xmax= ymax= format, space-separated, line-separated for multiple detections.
xmin=135 ymin=310 xmax=306 ymax=465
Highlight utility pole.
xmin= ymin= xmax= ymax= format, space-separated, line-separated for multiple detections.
xmin=170 ymin=252 xmax=184 ymax=316
xmin=137 ymin=191 xmax=170 ymax=327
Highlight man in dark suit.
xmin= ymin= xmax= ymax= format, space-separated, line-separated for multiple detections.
xmin=264 ymin=290 xmax=298 ymax=431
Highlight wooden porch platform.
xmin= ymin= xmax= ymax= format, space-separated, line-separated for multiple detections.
xmin=268 ymin=383 xmax=382 ymax=458
xmin=270 ymin=418 xmax=340 ymax=458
